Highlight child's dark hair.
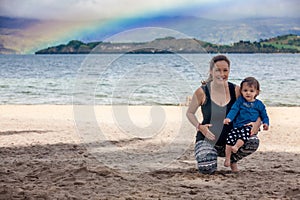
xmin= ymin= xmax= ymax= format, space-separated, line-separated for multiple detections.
xmin=240 ymin=77 xmax=260 ymax=96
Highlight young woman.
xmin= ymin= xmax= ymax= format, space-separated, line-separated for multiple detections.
xmin=186 ymin=55 xmax=261 ymax=174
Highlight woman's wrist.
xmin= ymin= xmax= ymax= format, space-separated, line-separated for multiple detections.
xmin=196 ymin=122 xmax=201 ymax=131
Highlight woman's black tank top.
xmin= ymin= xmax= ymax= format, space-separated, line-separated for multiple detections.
xmin=196 ymin=82 xmax=236 ymax=146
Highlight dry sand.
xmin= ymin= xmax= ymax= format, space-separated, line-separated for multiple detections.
xmin=0 ymin=105 xmax=299 ymax=199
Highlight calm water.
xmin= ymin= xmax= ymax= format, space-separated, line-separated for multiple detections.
xmin=0 ymin=54 xmax=299 ymax=106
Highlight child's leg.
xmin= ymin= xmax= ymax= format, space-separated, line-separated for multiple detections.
xmin=232 ymin=126 xmax=251 ymax=153
xmin=230 ymin=162 xmax=239 ymax=173
xmin=232 ymin=139 xmax=245 ymax=153
xmin=225 ymin=128 xmax=238 ymax=167
xmin=224 ymin=144 xmax=232 ymax=167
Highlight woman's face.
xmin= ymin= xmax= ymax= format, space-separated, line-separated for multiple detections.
xmin=210 ymin=60 xmax=230 ymax=84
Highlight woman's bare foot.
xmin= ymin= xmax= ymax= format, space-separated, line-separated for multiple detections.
xmin=230 ymin=163 xmax=239 ymax=173
xmin=224 ymin=159 xmax=230 ymax=167
xmin=231 ymin=145 xmax=239 ymax=153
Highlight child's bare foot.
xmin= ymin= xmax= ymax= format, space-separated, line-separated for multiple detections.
xmin=230 ymin=163 xmax=239 ymax=173
xmin=231 ymin=146 xmax=239 ymax=153
xmin=224 ymin=159 xmax=230 ymax=167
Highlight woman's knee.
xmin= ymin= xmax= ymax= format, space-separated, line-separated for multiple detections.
xmin=231 ymin=135 xmax=260 ymax=163
xmin=196 ymin=154 xmax=217 ymax=174
xmin=195 ymin=140 xmax=217 ymax=174
xmin=244 ymin=135 xmax=260 ymax=151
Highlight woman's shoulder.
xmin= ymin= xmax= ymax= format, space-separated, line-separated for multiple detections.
xmin=194 ymin=86 xmax=206 ymax=105
xmin=195 ymin=86 xmax=205 ymax=97
xmin=228 ymin=82 xmax=240 ymax=99
xmin=228 ymin=81 xmax=235 ymax=86
xmin=228 ymin=81 xmax=239 ymax=89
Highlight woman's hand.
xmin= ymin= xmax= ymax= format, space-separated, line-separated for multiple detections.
xmin=245 ymin=121 xmax=261 ymax=136
xmin=198 ymin=124 xmax=216 ymax=141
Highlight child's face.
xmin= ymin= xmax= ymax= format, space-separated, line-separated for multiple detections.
xmin=241 ymin=83 xmax=258 ymax=102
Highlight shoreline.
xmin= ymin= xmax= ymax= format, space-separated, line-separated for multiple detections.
xmin=1 ymin=103 xmax=300 ymax=106
xmin=1 ymin=105 xmax=299 ymax=151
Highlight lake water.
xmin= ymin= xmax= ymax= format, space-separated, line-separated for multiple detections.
xmin=0 ymin=54 xmax=299 ymax=106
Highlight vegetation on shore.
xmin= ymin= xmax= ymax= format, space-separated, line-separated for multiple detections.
xmin=35 ymin=34 xmax=300 ymax=54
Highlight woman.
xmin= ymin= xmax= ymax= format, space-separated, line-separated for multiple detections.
xmin=186 ymin=55 xmax=261 ymax=174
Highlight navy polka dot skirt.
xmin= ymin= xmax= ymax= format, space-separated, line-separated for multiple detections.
xmin=226 ymin=126 xmax=251 ymax=146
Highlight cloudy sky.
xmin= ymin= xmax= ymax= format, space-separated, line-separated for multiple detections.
xmin=1 ymin=0 xmax=299 ymax=21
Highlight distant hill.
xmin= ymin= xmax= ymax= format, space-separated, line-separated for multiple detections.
xmin=1 ymin=16 xmax=300 ymax=54
xmin=35 ymin=34 xmax=300 ymax=54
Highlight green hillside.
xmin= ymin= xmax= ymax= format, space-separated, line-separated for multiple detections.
xmin=261 ymin=34 xmax=300 ymax=51
xmin=35 ymin=34 xmax=300 ymax=54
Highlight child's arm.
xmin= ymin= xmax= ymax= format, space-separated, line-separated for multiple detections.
xmin=258 ymin=100 xmax=270 ymax=130
xmin=263 ymin=123 xmax=269 ymax=130
xmin=224 ymin=96 xmax=243 ymax=124
xmin=223 ymin=118 xmax=231 ymax=125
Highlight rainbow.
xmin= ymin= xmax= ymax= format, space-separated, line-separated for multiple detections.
xmin=18 ymin=2 xmax=211 ymax=54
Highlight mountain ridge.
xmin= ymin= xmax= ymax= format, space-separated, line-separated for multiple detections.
xmin=35 ymin=34 xmax=300 ymax=54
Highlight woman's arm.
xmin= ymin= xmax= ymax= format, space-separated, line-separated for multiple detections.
xmin=246 ymin=118 xmax=262 ymax=135
xmin=186 ymin=88 xmax=216 ymax=141
xmin=186 ymin=88 xmax=203 ymax=127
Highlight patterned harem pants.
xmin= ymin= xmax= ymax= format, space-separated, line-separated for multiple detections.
xmin=194 ymin=135 xmax=259 ymax=174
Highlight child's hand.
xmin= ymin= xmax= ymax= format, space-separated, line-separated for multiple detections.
xmin=263 ymin=124 xmax=269 ymax=130
xmin=223 ymin=118 xmax=231 ymax=125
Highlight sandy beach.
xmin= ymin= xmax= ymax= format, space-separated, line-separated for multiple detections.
xmin=0 ymin=105 xmax=299 ymax=199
